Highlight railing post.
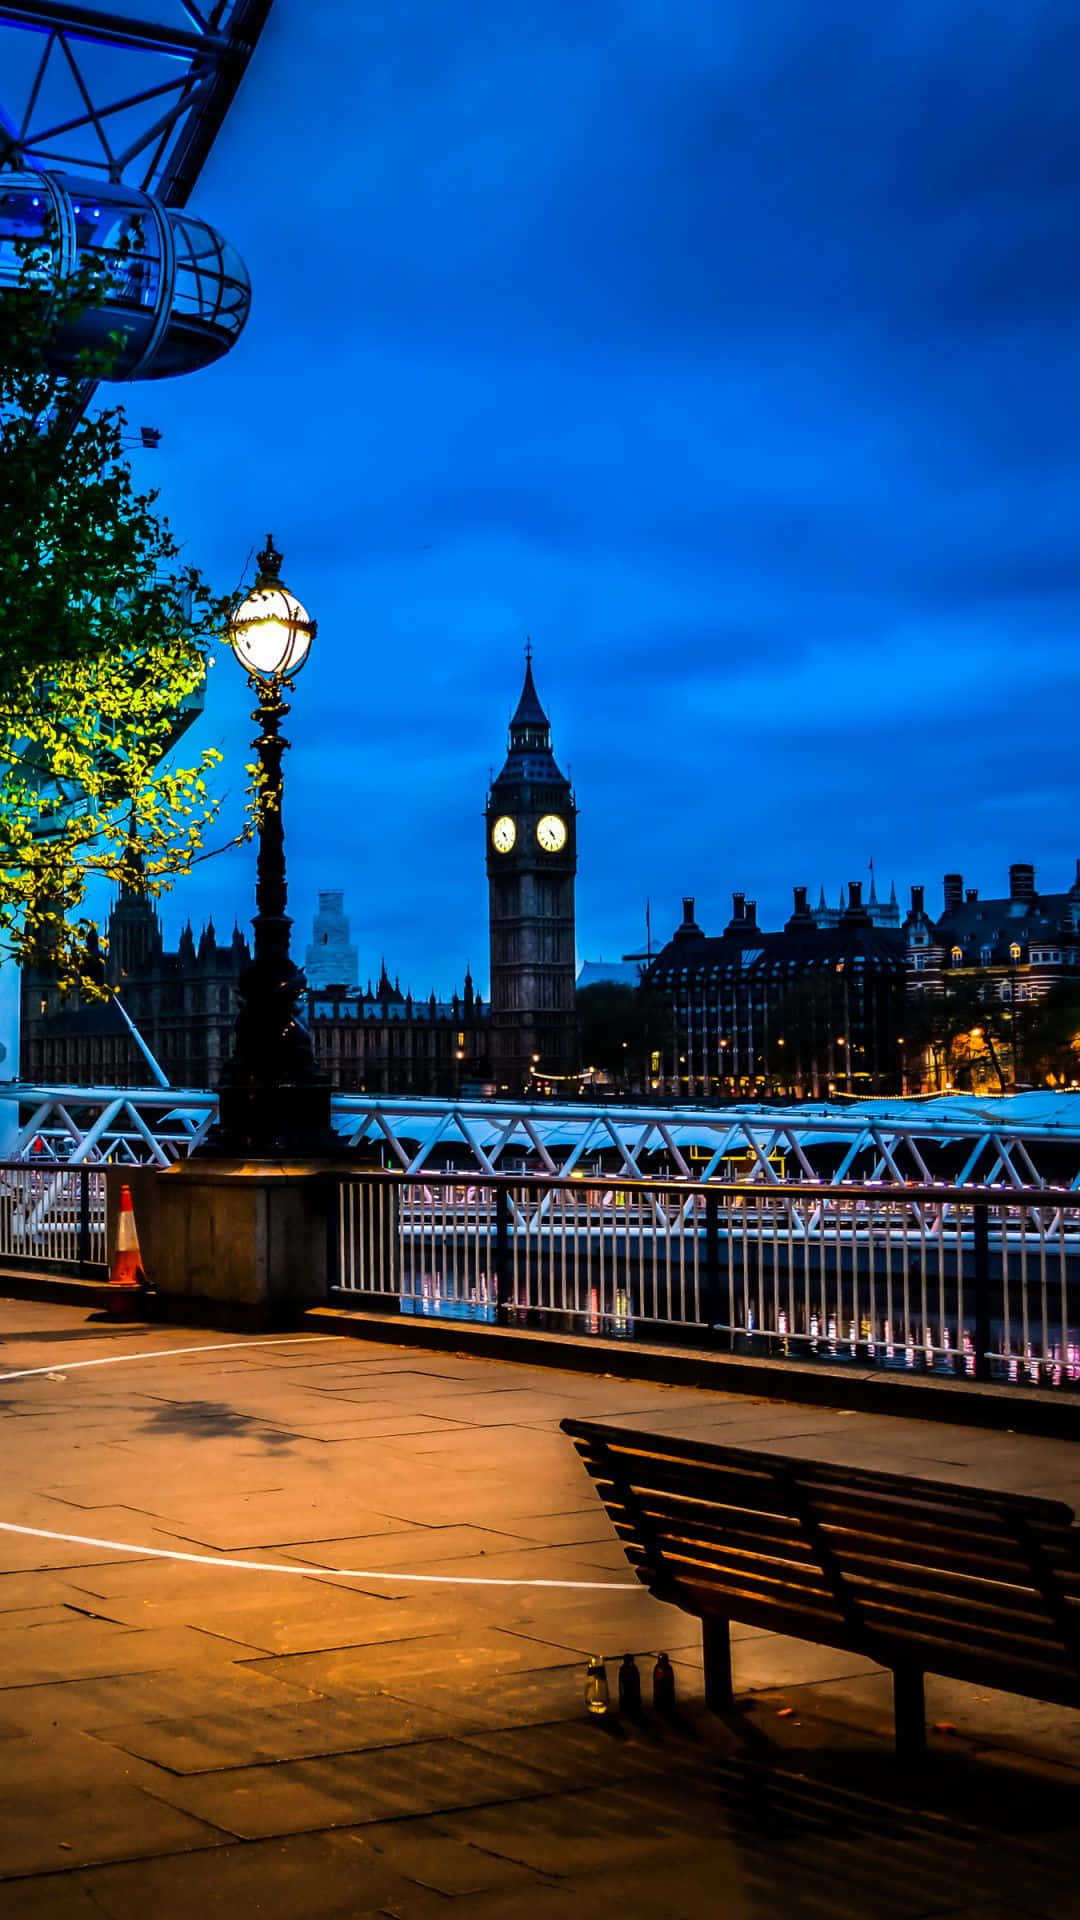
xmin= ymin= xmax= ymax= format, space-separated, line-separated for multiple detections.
xmin=703 ymin=1189 xmax=721 ymax=1340
xmin=973 ymin=1201 xmax=992 ymax=1383
xmin=324 ymin=1171 xmax=340 ymax=1296
xmin=78 ymin=1167 xmax=91 ymax=1273
xmin=494 ymin=1183 xmax=511 ymax=1324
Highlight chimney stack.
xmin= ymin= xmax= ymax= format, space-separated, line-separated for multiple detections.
xmin=673 ymin=896 xmax=703 ymax=943
xmin=965 ymin=887 xmax=978 ymax=903
xmin=723 ymin=891 xmax=750 ymax=937
xmin=848 ymin=880 xmax=863 ymax=910
xmin=943 ymin=873 xmax=963 ymax=912
xmin=785 ymin=885 xmax=815 ymax=933
xmin=1010 ymin=862 xmax=1035 ymax=903
xmin=910 ymin=883 xmax=925 ymax=917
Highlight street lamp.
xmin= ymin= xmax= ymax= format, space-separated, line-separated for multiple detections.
xmin=1008 ymin=942 xmax=1023 ymax=1087
xmin=212 ymin=535 xmax=334 ymax=1156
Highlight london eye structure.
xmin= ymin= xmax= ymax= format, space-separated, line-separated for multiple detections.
xmin=0 ymin=2 xmax=272 ymax=381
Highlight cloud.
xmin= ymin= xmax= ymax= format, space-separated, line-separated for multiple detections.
xmin=116 ymin=0 xmax=1080 ymax=992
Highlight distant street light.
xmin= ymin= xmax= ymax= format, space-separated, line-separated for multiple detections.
xmin=1008 ymin=943 xmax=1023 ymax=1086
xmin=212 ymin=536 xmax=333 ymax=1156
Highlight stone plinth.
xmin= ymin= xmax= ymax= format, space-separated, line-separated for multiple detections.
xmin=106 ymin=1161 xmax=335 ymax=1330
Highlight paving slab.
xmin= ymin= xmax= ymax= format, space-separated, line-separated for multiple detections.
xmin=2 ymin=1296 xmax=1080 ymax=1918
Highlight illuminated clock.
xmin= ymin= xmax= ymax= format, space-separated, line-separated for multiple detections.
xmin=536 ymin=813 xmax=567 ymax=852
xmin=492 ymin=815 xmax=516 ymax=853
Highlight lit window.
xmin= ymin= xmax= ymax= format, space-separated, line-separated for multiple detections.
xmin=951 ymin=947 xmax=963 ymax=966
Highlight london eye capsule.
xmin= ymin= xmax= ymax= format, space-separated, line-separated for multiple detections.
xmin=0 ymin=168 xmax=251 ymax=380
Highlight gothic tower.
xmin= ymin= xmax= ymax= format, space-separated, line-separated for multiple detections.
xmin=486 ymin=652 xmax=577 ymax=1093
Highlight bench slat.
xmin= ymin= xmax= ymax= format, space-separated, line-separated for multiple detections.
xmin=675 ymin=1580 xmax=1080 ymax=1709
xmin=591 ymin=1468 xmax=1048 ymax=1589
xmin=579 ymin=1446 xmax=1060 ymax=1556
xmin=621 ymin=1516 xmax=1072 ymax=1650
xmin=664 ymin=1560 xmax=1077 ymax=1679
xmin=607 ymin=1487 xmax=1048 ymax=1589
xmin=619 ymin=1515 xmax=1066 ymax=1633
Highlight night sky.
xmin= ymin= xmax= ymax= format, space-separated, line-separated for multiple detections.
xmin=107 ymin=2 xmax=1080 ymax=989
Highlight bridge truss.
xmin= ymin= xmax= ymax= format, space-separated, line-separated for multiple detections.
xmin=5 ymin=1085 xmax=1080 ymax=1191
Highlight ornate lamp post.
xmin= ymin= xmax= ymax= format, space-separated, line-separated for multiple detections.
xmin=213 ymin=536 xmax=334 ymax=1156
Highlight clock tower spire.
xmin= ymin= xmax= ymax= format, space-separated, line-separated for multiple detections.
xmin=486 ymin=649 xmax=578 ymax=1094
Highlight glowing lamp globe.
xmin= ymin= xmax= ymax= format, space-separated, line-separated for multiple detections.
xmin=227 ymin=536 xmax=316 ymax=681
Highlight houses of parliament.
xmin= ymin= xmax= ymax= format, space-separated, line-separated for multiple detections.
xmin=19 ymin=649 xmax=1080 ymax=1100
xmin=19 ymin=659 xmax=580 ymax=1097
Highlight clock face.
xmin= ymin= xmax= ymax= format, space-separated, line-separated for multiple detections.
xmin=491 ymin=814 xmax=516 ymax=853
xmin=536 ymin=813 xmax=567 ymax=853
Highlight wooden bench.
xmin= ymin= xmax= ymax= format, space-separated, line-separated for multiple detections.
xmin=561 ymin=1418 xmax=1080 ymax=1757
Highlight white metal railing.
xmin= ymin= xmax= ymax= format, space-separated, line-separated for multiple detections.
xmin=0 ymin=1161 xmax=106 ymax=1269
xmin=334 ymin=1172 xmax=1080 ymax=1390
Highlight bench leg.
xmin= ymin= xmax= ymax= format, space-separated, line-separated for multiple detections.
xmin=702 ymin=1616 xmax=734 ymax=1713
xmin=892 ymin=1667 xmax=925 ymax=1761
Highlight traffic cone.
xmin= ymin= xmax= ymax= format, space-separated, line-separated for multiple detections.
xmin=109 ymin=1184 xmax=146 ymax=1305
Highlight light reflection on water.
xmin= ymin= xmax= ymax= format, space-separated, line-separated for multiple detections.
xmin=396 ymin=1268 xmax=1080 ymax=1386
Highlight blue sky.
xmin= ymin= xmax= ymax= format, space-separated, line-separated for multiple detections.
xmin=113 ymin=0 xmax=1080 ymax=988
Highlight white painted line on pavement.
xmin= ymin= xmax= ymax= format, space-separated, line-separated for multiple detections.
xmin=0 ymin=1334 xmax=338 ymax=1384
xmin=0 ymin=1520 xmax=642 ymax=1591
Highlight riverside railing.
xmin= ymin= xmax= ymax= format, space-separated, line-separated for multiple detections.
xmin=0 ymin=1161 xmax=106 ymax=1272
xmin=333 ymin=1171 xmax=1080 ymax=1390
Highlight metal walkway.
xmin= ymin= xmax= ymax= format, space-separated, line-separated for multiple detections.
xmin=4 ymin=1082 xmax=1080 ymax=1189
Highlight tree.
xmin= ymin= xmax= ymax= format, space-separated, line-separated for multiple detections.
xmin=904 ymin=975 xmax=1014 ymax=1093
xmin=577 ymin=981 xmax=669 ymax=1092
xmin=0 ymin=235 xmax=240 ymax=988
xmin=1021 ymin=980 xmax=1080 ymax=1086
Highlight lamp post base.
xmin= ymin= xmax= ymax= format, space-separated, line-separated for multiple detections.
xmin=209 ymin=1079 xmax=337 ymax=1159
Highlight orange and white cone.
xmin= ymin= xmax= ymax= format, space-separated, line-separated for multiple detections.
xmin=109 ymin=1184 xmax=146 ymax=1292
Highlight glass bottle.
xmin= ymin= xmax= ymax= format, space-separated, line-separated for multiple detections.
xmin=618 ymin=1652 xmax=642 ymax=1717
xmin=653 ymin=1650 xmax=676 ymax=1714
xmin=584 ymin=1655 xmax=610 ymax=1715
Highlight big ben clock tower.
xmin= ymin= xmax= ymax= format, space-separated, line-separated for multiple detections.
xmin=486 ymin=650 xmax=577 ymax=1094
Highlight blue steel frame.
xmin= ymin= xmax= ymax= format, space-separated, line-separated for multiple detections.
xmin=0 ymin=3 xmax=272 ymax=205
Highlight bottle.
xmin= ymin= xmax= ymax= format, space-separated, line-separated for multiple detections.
xmin=618 ymin=1653 xmax=642 ymax=1717
xmin=584 ymin=1655 xmax=610 ymax=1716
xmin=653 ymin=1651 xmax=676 ymax=1715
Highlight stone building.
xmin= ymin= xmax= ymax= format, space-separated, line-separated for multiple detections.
xmin=307 ymin=963 xmax=488 ymax=1097
xmin=645 ymin=883 xmax=907 ymax=1099
xmin=902 ymin=861 xmax=1080 ymax=1088
xmin=20 ymin=879 xmax=250 ymax=1088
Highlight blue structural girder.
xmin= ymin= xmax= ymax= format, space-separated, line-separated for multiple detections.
xmin=5 ymin=1084 xmax=1080 ymax=1191
xmin=0 ymin=1 xmax=271 ymax=204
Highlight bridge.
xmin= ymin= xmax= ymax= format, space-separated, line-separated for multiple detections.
xmin=5 ymin=1082 xmax=1080 ymax=1186
xmin=2 ymin=1083 xmax=1079 ymax=1395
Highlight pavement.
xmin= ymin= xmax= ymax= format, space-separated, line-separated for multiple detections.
xmin=1 ymin=1296 xmax=1079 ymax=1920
